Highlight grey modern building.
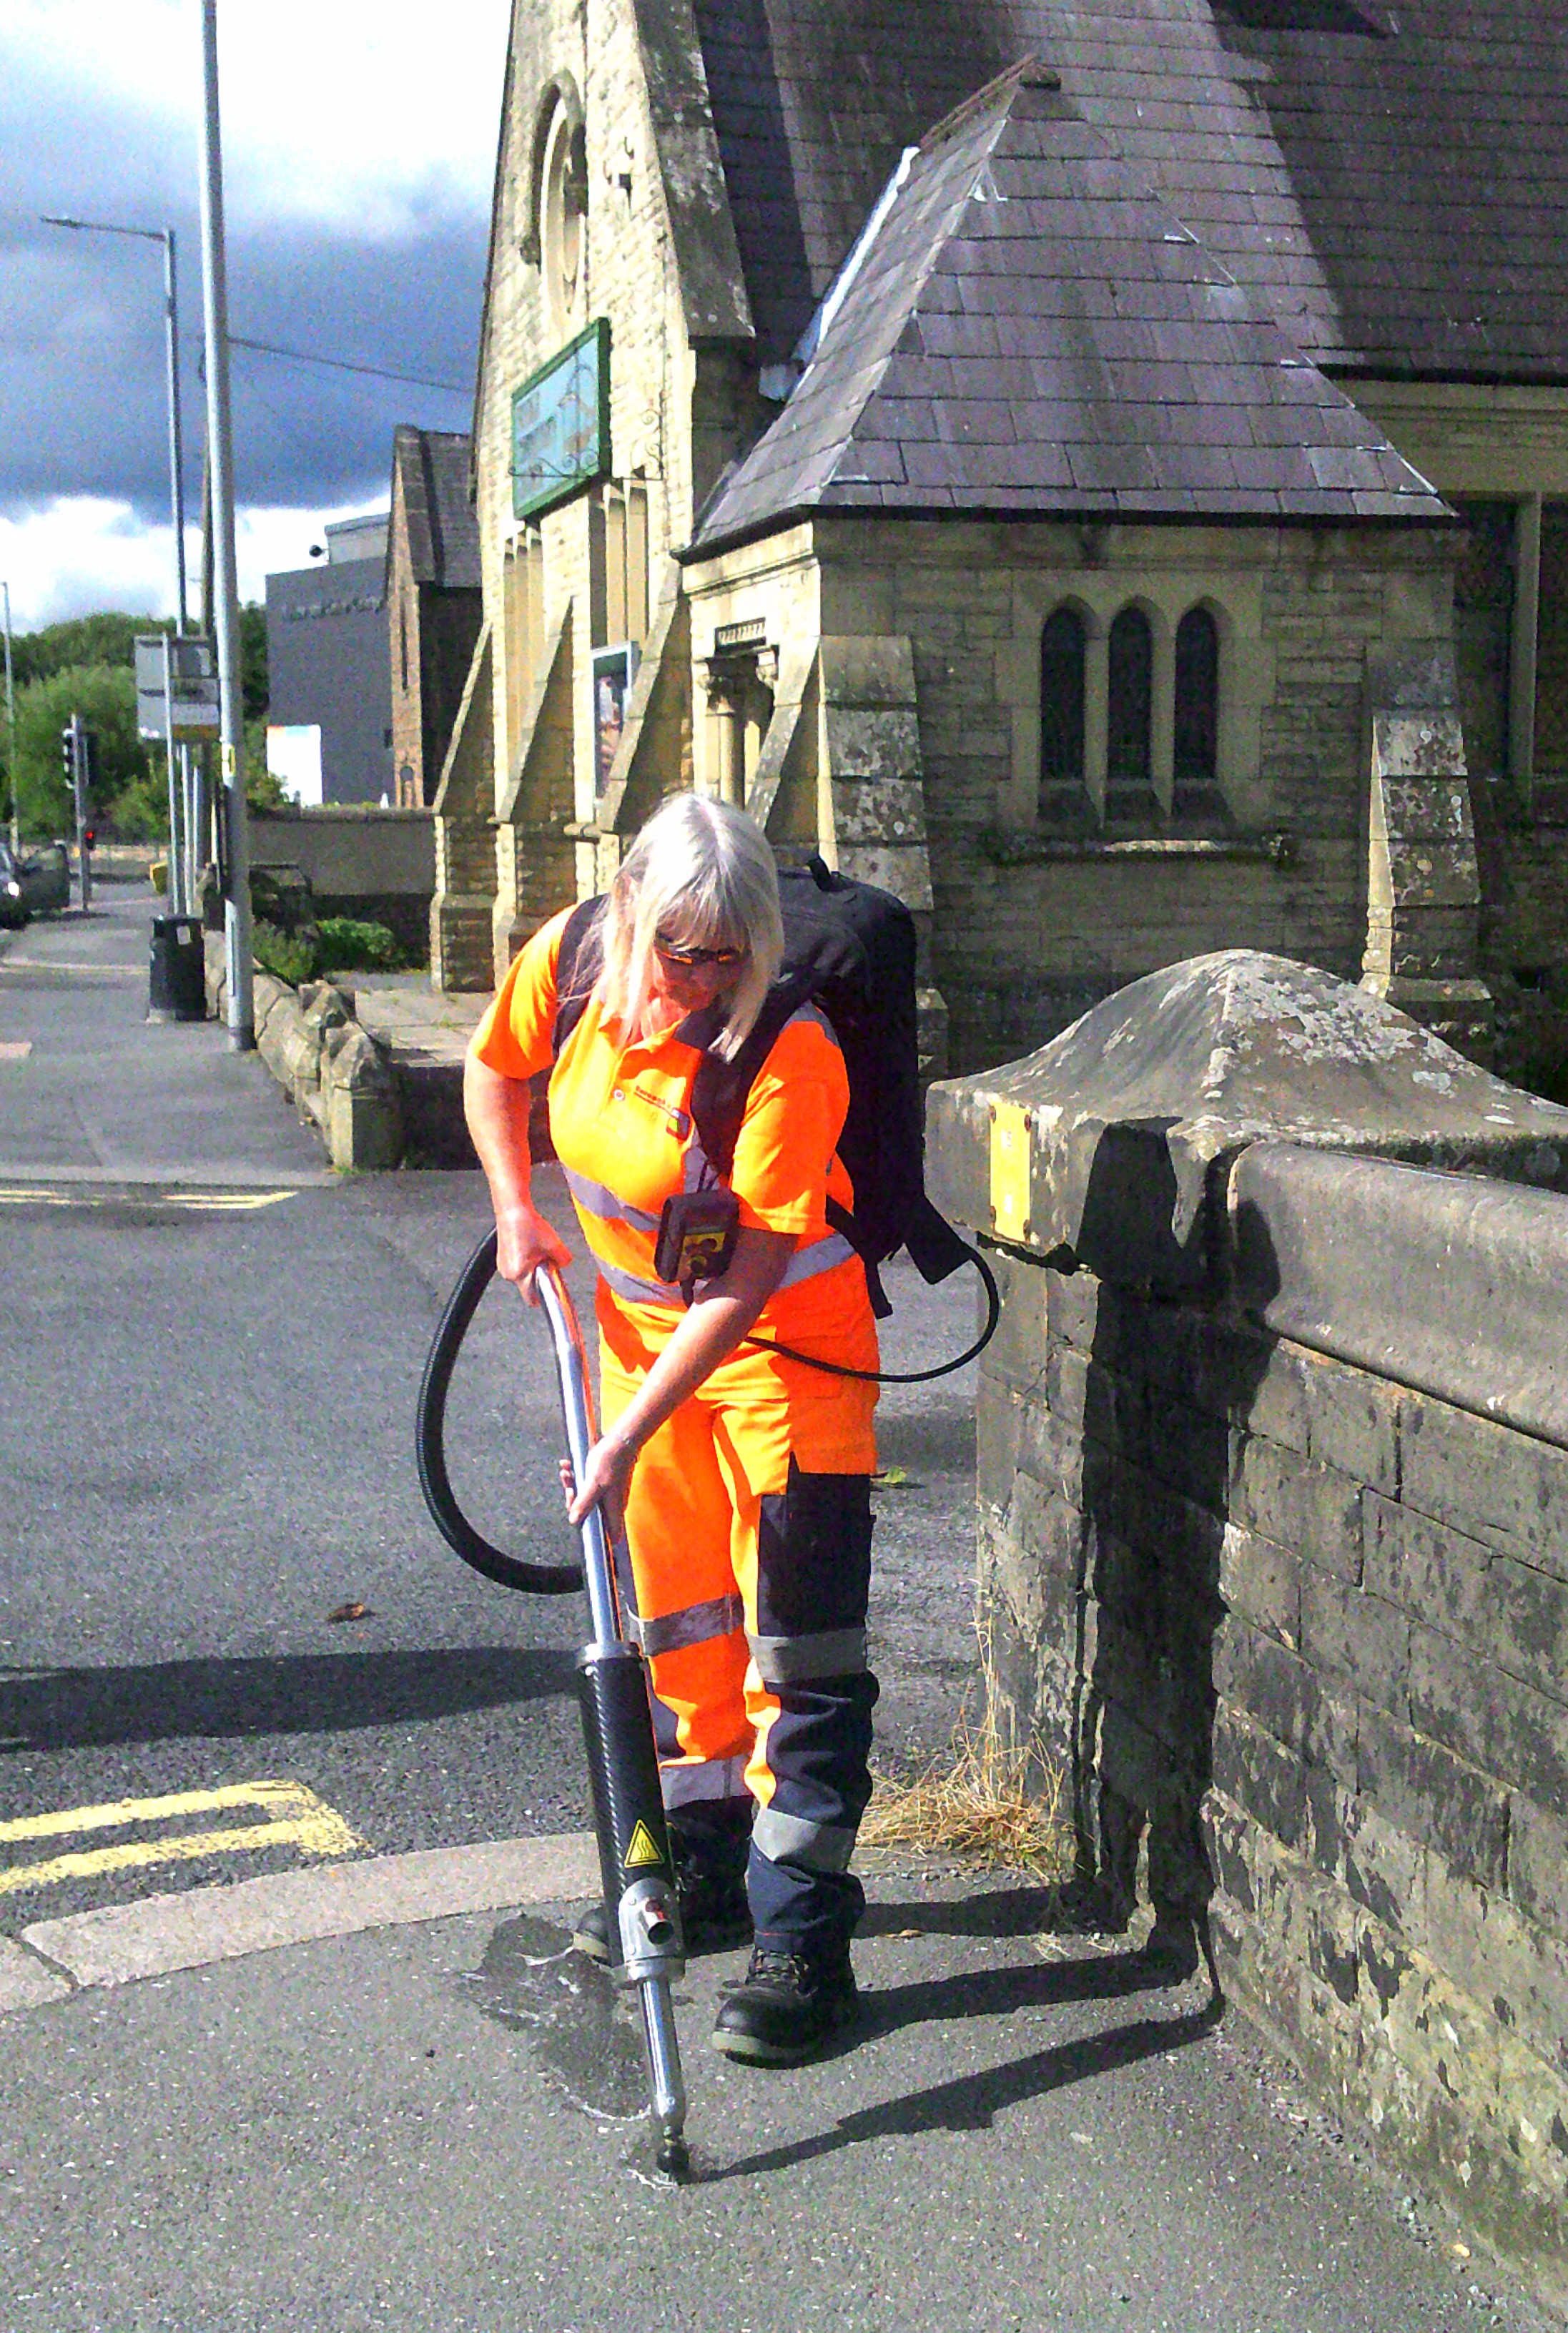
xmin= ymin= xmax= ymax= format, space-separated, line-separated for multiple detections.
xmin=265 ymin=512 xmax=393 ymax=805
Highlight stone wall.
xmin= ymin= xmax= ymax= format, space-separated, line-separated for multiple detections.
xmin=247 ymin=805 xmax=435 ymax=959
xmin=888 ymin=520 xmax=1456 ymax=1072
xmin=682 ymin=514 xmax=1461 ymax=1076
xmin=930 ymin=952 xmax=1568 ymax=2313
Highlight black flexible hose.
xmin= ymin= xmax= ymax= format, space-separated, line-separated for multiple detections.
xmin=415 ymin=1227 xmax=582 ymax=1594
xmin=415 ymin=1228 xmax=1001 ymax=1596
xmin=740 ymin=1244 xmax=1000 ymax=1385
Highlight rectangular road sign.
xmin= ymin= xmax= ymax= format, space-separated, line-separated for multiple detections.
xmin=134 ymin=634 xmax=222 ymax=741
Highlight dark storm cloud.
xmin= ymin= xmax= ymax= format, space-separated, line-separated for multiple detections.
xmin=0 ymin=42 xmax=488 ymax=521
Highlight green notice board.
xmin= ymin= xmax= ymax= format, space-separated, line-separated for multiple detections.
xmin=511 ymin=318 xmax=611 ymax=521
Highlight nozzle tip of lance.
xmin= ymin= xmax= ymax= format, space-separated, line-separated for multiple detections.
xmin=655 ymin=2133 xmax=692 ymax=2184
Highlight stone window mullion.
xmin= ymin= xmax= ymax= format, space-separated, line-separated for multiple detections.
xmin=1085 ymin=617 xmax=1110 ymax=822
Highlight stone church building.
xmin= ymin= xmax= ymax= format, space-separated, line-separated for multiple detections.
xmin=430 ymin=0 xmax=1568 ymax=1085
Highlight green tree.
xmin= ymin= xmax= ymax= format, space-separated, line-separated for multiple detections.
xmin=3 ymin=602 xmax=274 ymax=837
xmin=240 ymin=601 xmax=268 ymax=722
xmin=11 ymin=603 xmax=269 ymax=713
xmin=11 ymin=613 xmax=169 ymax=687
xmin=9 ymin=664 xmax=157 ymax=840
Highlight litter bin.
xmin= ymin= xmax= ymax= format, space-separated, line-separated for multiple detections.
xmin=148 ymin=914 xmax=207 ymax=1023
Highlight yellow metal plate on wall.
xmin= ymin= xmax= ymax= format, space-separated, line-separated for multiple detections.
xmin=988 ymin=1098 xmax=1032 ymax=1241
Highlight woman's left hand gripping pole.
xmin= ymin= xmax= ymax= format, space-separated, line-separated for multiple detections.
xmin=532 ymin=1264 xmax=691 ymax=2179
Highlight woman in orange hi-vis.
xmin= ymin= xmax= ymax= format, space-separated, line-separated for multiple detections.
xmin=463 ymin=791 xmax=879 ymax=2064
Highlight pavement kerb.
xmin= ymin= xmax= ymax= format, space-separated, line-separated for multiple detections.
xmin=0 ymin=1830 xmax=601 ymax=2012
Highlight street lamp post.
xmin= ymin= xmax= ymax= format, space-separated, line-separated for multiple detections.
xmin=41 ymin=212 xmax=194 ymax=905
xmin=197 ymin=0 xmax=254 ymax=1049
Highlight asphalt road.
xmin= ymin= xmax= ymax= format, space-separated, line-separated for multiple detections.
xmin=0 ymin=885 xmax=985 ymax=1930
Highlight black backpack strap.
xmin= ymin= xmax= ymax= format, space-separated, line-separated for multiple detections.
xmin=686 ymin=977 xmax=814 ymax=1181
xmin=551 ymin=896 xmax=606 ymax=1056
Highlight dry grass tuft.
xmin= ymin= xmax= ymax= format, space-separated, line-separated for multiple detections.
xmin=862 ymin=1715 xmax=1073 ymax=1883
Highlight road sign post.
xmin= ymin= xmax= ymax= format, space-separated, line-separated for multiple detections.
xmin=137 ymin=636 xmax=220 ymax=918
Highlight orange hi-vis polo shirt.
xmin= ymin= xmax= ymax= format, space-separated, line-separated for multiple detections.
xmin=470 ymin=907 xmax=879 ymax=1364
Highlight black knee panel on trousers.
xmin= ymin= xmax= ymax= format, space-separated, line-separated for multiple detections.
xmin=756 ymin=1461 xmax=872 ymax=1637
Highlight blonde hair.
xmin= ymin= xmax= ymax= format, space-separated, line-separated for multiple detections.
xmin=596 ymin=793 xmax=783 ymax=1057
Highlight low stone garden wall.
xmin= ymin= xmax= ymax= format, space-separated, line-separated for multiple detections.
xmin=202 ymin=937 xmax=400 ymax=1172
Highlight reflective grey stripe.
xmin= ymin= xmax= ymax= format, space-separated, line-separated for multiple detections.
xmin=778 ymin=1232 xmax=854 ymax=1289
xmin=597 ymin=1258 xmax=683 ymax=1308
xmin=751 ymin=1808 xmax=859 ymax=1874
xmin=630 ymin=1592 xmax=745 ymax=1659
xmin=748 ymin=1627 xmax=867 ymax=1685
xmin=597 ymin=1230 xmax=854 ymax=1313
xmin=661 ymin=1757 xmax=749 ymax=1809
xmin=683 ymin=1135 xmax=716 ymax=1195
xmin=562 ymin=1165 xmax=661 ymax=1235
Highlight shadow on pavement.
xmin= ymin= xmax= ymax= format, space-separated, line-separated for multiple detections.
xmin=859 ymin=1885 xmax=1062 ymax=1940
xmin=711 ymin=1996 xmax=1223 ymax=2181
xmin=859 ymin=1948 xmax=1195 ymax=2034
xmin=0 ymin=1646 xmax=578 ymax=1751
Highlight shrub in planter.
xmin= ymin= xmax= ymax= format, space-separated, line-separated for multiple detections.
xmin=316 ymin=918 xmax=404 ymax=972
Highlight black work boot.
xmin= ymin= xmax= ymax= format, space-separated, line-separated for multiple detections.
xmin=573 ymin=1812 xmax=753 ymax=1964
xmin=711 ymin=1944 xmax=858 ymax=2064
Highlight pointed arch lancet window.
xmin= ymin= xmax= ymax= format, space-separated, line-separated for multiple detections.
xmin=1173 ymin=604 xmax=1227 ymax=819
xmin=1039 ymin=606 xmax=1087 ymax=819
xmin=1174 ymin=607 xmax=1219 ymax=784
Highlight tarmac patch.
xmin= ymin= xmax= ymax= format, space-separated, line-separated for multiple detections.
xmin=458 ymin=1909 xmax=651 ymax=2124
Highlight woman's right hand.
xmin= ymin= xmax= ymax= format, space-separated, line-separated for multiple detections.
xmin=494 ymin=1200 xmax=573 ymax=1303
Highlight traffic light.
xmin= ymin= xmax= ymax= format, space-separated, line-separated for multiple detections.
xmin=82 ymin=828 xmax=96 ymax=852
xmin=61 ymin=723 xmax=76 ymax=791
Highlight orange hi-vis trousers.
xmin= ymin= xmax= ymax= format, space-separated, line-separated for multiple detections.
xmin=599 ymin=1294 xmax=879 ymax=1955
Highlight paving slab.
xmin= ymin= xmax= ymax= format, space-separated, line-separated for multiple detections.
xmin=0 ymin=1863 xmax=1547 ymax=2333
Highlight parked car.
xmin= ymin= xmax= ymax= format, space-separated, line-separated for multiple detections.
xmin=0 ymin=841 xmax=72 ymax=927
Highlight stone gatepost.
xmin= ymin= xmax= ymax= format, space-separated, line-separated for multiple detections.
xmin=928 ymin=950 xmax=1568 ymax=2310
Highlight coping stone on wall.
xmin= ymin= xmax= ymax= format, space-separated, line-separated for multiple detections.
xmin=1230 ymin=1140 xmax=1568 ymax=1450
xmin=926 ymin=949 xmax=1568 ymax=1298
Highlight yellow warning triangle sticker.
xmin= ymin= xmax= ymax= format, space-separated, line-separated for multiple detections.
xmin=623 ymin=1820 xmax=664 ymax=1869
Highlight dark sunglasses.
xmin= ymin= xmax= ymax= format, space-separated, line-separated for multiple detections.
xmin=654 ymin=934 xmax=747 ymax=969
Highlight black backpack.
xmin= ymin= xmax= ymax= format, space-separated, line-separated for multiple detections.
xmin=551 ymin=855 xmax=970 ymax=1315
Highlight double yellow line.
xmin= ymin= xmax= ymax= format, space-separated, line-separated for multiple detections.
xmin=0 ymin=1781 xmax=363 ymax=1898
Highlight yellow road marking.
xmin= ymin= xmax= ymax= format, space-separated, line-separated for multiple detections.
xmin=0 ymin=1780 xmax=363 ymax=1898
xmin=0 ymin=1185 xmax=299 ymax=1212
xmin=0 ymin=959 xmax=142 ymax=977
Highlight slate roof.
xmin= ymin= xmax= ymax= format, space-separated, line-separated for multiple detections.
xmin=691 ymin=66 xmax=1447 ymax=551
xmin=689 ymin=0 xmax=1568 ymax=380
xmin=390 ymin=428 xmax=481 ymax=591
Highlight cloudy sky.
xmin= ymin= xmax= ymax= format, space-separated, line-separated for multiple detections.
xmin=0 ymin=0 xmax=511 ymax=630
